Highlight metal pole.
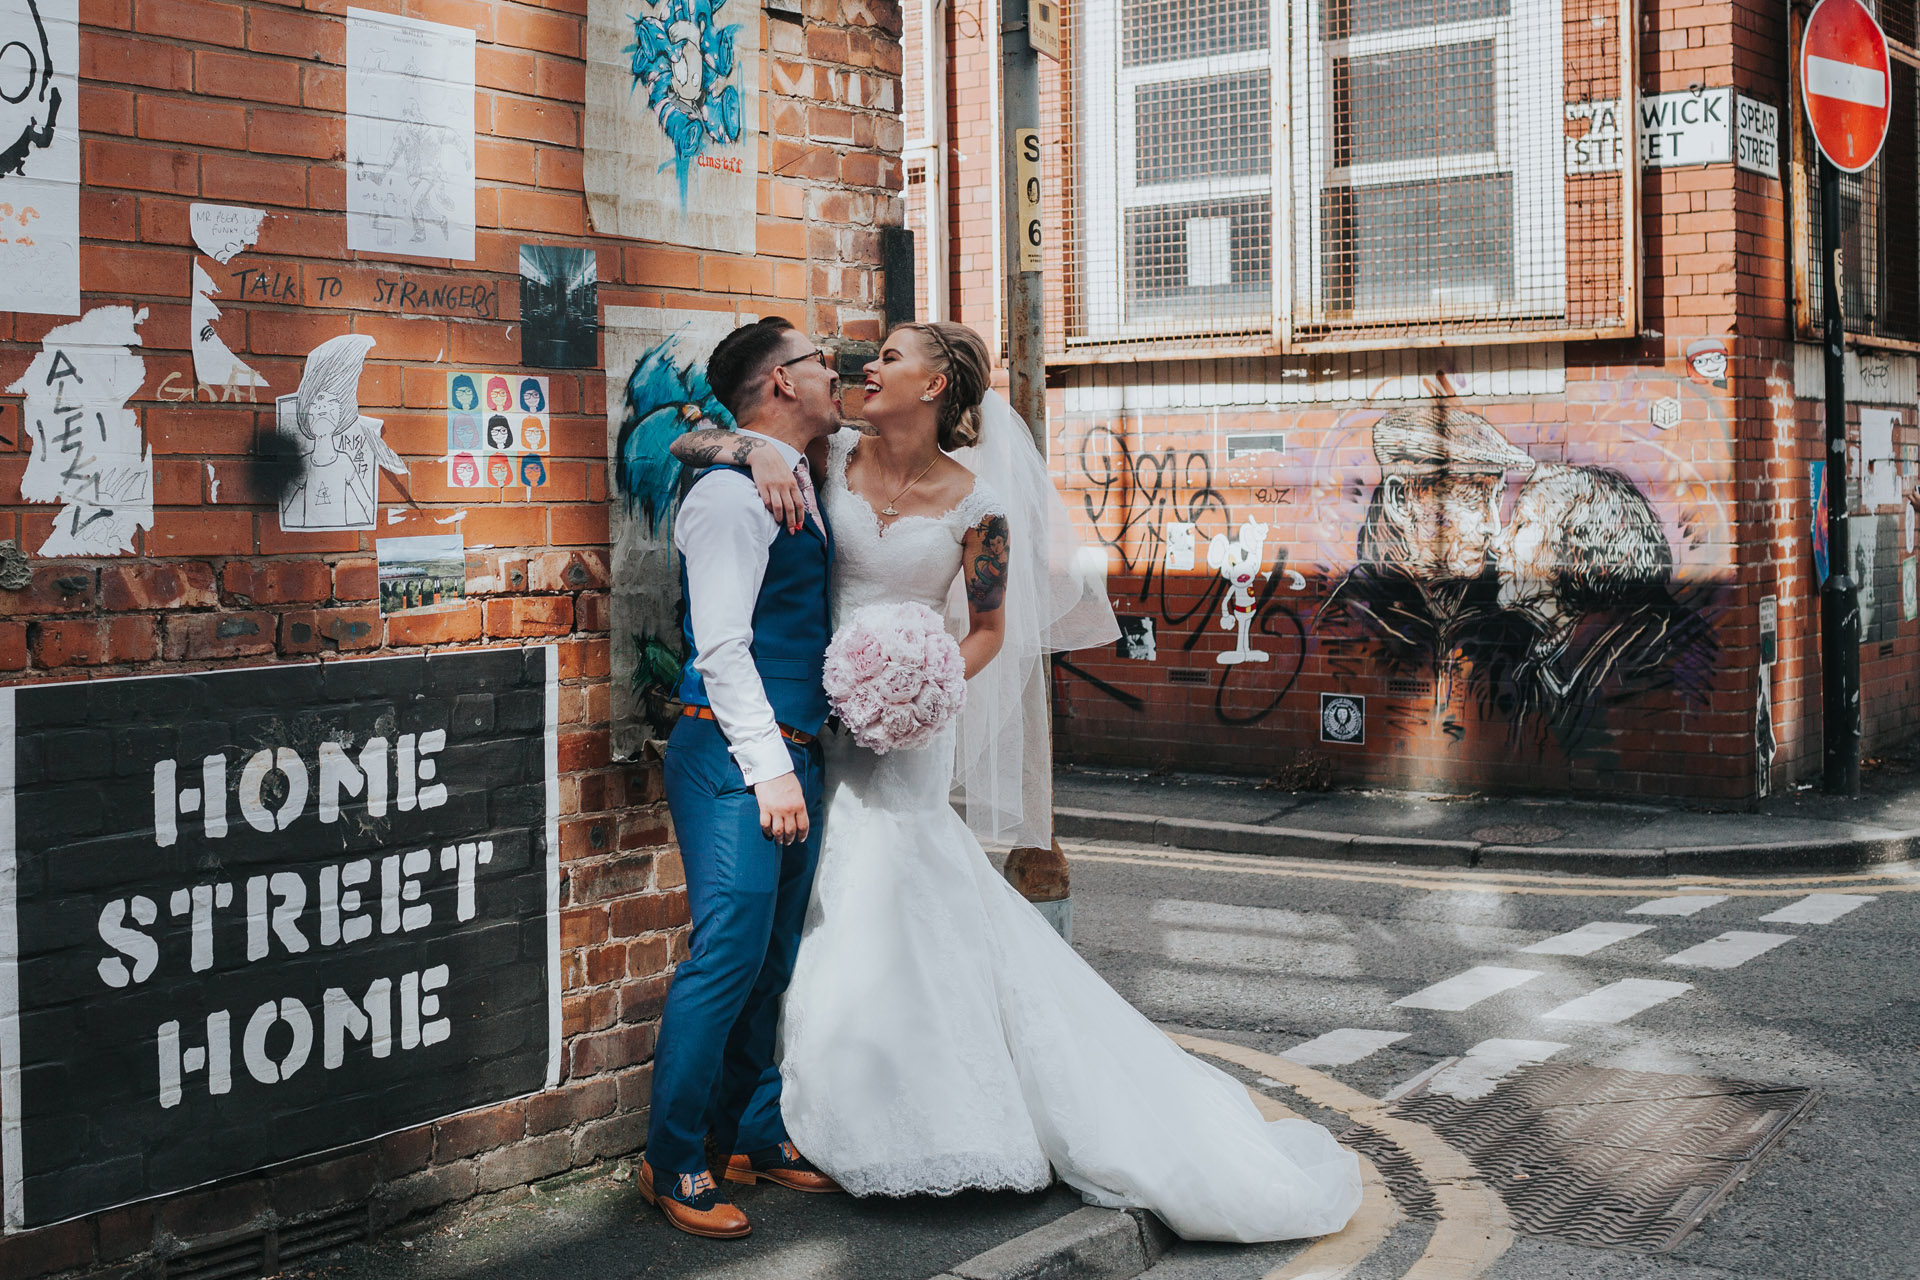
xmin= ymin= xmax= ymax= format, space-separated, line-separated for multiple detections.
xmin=998 ymin=3 xmax=1070 ymax=938
xmin=1001 ymin=5 xmax=1045 ymax=453
xmin=1820 ymin=154 xmax=1861 ymax=796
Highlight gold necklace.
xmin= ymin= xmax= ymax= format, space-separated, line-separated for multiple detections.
xmin=878 ymin=456 xmax=940 ymax=517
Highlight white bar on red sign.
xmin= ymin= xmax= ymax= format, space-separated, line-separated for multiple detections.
xmin=1806 ymin=54 xmax=1887 ymax=106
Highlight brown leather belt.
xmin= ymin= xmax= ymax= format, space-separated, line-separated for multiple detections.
xmin=680 ymin=704 xmax=817 ymax=747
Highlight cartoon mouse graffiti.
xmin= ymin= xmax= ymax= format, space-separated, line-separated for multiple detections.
xmin=1207 ymin=519 xmax=1270 ymax=665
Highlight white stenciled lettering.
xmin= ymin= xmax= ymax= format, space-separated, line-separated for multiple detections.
xmin=381 ymin=849 xmax=433 ymax=934
xmin=242 ymin=997 xmax=314 ymax=1084
xmin=153 ymin=754 xmax=228 ymax=847
xmin=158 ymin=1011 xmax=232 ymax=1108
xmin=246 ymin=873 xmax=311 ymax=961
xmin=396 ymin=734 xmax=418 ymax=811
xmin=97 ymin=896 xmax=160 ymax=988
xmin=416 ymin=729 xmax=447 ymax=809
xmin=418 ymin=963 xmax=450 ymax=1047
xmin=318 ymin=737 xmax=392 ymax=822
xmin=169 ymin=882 xmax=235 ymax=972
xmin=439 ymin=841 xmax=493 ymax=921
xmin=323 ymin=978 xmax=393 ymax=1067
xmin=239 ymin=747 xmax=310 ymax=833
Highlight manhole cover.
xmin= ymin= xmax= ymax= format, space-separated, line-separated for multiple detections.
xmin=1391 ymin=1063 xmax=1814 ymax=1252
xmin=1471 ymin=823 xmax=1566 ymax=845
xmin=1337 ymin=1123 xmax=1439 ymax=1221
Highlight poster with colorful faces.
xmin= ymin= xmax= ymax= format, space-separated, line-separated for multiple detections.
xmin=448 ymin=370 xmax=548 ymax=486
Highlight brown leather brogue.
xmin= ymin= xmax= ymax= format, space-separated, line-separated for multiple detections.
xmin=723 ymin=1140 xmax=843 ymax=1193
xmin=637 ymin=1159 xmax=751 ymax=1238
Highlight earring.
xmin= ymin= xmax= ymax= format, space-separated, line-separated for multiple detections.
xmin=919 ymin=392 xmax=936 ymax=402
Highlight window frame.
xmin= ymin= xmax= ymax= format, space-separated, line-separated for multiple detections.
xmin=1062 ymin=0 xmax=1640 ymax=360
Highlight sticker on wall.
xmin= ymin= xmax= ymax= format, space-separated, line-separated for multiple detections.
xmin=1208 ymin=519 xmax=1270 ymax=665
xmin=0 ymin=0 xmax=79 ymax=314
xmin=1650 ymin=396 xmax=1682 ymax=430
xmin=190 ymin=263 xmax=266 ymax=398
xmin=189 ymin=202 xmax=265 ymax=263
xmin=1165 ymin=521 xmax=1196 ymax=571
xmin=1811 ymin=460 xmax=1830 ymax=585
xmin=584 ymin=0 xmax=759 ymax=253
xmin=7 ymin=306 xmax=150 ymax=555
xmin=346 ymin=8 xmax=476 ymax=260
xmin=277 ymin=335 xmax=406 ymax=533
xmin=1684 ymin=338 xmax=1728 ymax=388
xmin=1854 ymin=508 xmax=1881 ymax=639
xmin=1862 ymin=409 xmax=1902 ymax=509
xmin=606 ymin=305 xmax=736 ymax=759
xmin=1116 ymin=616 xmax=1156 ymax=661
xmin=1904 ymin=556 xmax=1918 ymax=622
xmin=447 ymin=371 xmax=548 ymax=487
xmin=1320 ymin=693 xmax=1366 ymax=745
xmin=378 ymin=532 xmax=467 ymax=613
xmin=0 ymin=650 xmax=562 ymax=1231
xmin=520 ymin=244 xmax=598 ymax=368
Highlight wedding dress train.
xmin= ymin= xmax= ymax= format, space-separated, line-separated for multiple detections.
xmin=776 ymin=432 xmax=1362 ymax=1242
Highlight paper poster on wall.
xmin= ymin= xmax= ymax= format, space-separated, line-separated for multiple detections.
xmin=346 ymin=8 xmax=476 ymax=260
xmin=520 ymin=245 xmax=598 ymax=369
xmin=0 ymin=650 xmax=561 ymax=1231
xmin=378 ymin=532 xmax=467 ymax=612
xmin=190 ymin=264 xmax=266 ymax=397
xmin=6 ymin=306 xmax=150 ymax=555
xmin=606 ymin=304 xmax=736 ymax=759
xmin=1862 ymin=410 xmax=1902 ymax=509
xmin=189 ymin=202 xmax=265 ymax=263
xmin=584 ymin=0 xmax=759 ymax=253
xmin=277 ymin=335 xmax=407 ymax=532
xmin=0 ymin=0 xmax=79 ymax=314
xmin=447 ymin=371 xmax=547 ymax=487
xmin=1904 ymin=556 xmax=1917 ymax=622
xmin=1811 ymin=460 xmax=1830 ymax=586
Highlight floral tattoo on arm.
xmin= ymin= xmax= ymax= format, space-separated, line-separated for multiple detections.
xmin=965 ymin=513 xmax=1010 ymax=613
xmin=668 ymin=428 xmax=766 ymax=468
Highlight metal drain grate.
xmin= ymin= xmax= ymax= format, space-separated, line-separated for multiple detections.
xmin=1337 ymin=1122 xmax=1440 ymax=1221
xmin=1391 ymin=1063 xmax=1814 ymax=1252
xmin=165 ymin=1205 xmax=371 ymax=1279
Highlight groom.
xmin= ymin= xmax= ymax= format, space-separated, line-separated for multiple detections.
xmin=640 ymin=318 xmax=845 ymax=1238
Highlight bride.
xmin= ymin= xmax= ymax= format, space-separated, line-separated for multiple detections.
xmin=669 ymin=322 xmax=1361 ymax=1242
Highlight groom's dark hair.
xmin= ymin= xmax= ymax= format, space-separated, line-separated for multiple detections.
xmin=707 ymin=317 xmax=797 ymax=422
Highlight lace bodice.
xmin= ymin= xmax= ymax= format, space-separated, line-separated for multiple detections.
xmin=824 ymin=429 xmax=1007 ymax=624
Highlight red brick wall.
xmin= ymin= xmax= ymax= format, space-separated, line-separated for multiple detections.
xmin=906 ymin=0 xmax=1920 ymax=800
xmin=0 ymin=0 xmax=902 ymax=1274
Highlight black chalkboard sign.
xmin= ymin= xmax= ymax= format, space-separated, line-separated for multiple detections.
xmin=0 ymin=648 xmax=560 ymax=1231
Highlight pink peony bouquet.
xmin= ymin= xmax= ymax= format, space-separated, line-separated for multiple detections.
xmin=823 ymin=602 xmax=967 ymax=753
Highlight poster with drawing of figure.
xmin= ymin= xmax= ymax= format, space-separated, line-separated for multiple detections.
xmin=520 ymin=244 xmax=598 ymax=368
xmin=277 ymin=335 xmax=408 ymax=532
xmin=346 ymin=8 xmax=475 ymax=260
xmin=584 ymin=0 xmax=758 ymax=253
xmin=0 ymin=0 xmax=78 ymax=314
xmin=605 ymin=305 xmax=735 ymax=759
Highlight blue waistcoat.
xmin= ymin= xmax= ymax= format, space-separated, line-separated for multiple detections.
xmin=676 ymin=464 xmax=833 ymax=735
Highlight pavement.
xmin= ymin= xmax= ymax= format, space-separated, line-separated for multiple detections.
xmin=291 ymin=749 xmax=1920 ymax=1280
xmin=1052 ymin=739 xmax=1920 ymax=874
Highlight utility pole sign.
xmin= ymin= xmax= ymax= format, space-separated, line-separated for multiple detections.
xmin=1016 ymin=129 xmax=1042 ymax=272
xmin=1802 ymin=0 xmax=1890 ymax=797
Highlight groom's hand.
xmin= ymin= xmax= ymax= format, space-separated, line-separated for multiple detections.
xmin=754 ymin=773 xmax=809 ymax=845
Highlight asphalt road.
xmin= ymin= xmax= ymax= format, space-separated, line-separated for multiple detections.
xmin=1065 ymin=841 xmax=1920 ymax=1280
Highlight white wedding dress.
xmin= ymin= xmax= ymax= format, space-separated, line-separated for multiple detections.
xmin=776 ymin=431 xmax=1362 ymax=1242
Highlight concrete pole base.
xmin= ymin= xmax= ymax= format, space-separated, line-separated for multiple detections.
xmin=1004 ymin=839 xmax=1072 ymax=943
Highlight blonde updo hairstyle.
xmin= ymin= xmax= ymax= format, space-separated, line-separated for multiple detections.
xmin=893 ymin=321 xmax=989 ymax=450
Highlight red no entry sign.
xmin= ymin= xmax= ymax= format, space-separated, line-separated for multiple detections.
xmin=1802 ymin=0 xmax=1892 ymax=172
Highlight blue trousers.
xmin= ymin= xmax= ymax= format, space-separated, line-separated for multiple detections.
xmin=647 ymin=714 xmax=825 ymax=1176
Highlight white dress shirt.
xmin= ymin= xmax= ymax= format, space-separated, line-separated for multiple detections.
xmin=675 ymin=428 xmax=808 ymax=787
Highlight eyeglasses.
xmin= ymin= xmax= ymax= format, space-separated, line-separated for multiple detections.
xmin=776 ymin=348 xmax=834 ymax=374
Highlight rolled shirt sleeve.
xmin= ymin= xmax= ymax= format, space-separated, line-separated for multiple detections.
xmin=673 ymin=445 xmax=802 ymax=787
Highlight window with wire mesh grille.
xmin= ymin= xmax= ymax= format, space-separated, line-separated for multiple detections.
xmin=1797 ymin=1 xmax=1920 ymax=346
xmin=1066 ymin=0 xmax=1631 ymax=352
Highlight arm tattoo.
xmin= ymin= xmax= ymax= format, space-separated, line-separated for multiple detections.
xmin=964 ymin=513 xmax=1010 ymax=613
xmin=669 ymin=427 xmax=765 ymax=468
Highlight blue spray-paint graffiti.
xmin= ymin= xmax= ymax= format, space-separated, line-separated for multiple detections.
xmin=626 ymin=0 xmax=743 ymax=205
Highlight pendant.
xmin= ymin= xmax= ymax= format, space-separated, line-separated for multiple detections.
xmin=880 ymin=505 xmax=898 ymax=516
